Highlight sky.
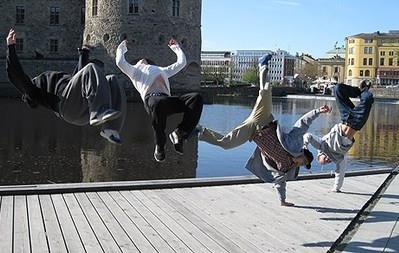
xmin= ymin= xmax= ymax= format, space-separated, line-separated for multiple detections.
xmin=201 ymin=0 xmax=399 ymax=58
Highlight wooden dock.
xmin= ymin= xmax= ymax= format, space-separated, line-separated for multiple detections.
xmin=0 ymin=173 xmax=397 ymax=252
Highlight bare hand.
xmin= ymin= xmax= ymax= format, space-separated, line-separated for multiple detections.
xmin=6 ymin=29 xmax=16 ymax=45
xmin=168 ymin=38 xmax=177 ymax=46
xmin=319 ymin=105 xmax=332 ymax=114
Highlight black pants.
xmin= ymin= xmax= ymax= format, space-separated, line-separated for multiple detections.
xmin=144 ymin=92 xmax=203 ymax=147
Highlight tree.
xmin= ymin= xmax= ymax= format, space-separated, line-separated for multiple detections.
xmin=242 ymin=68 xmax=258 ymax=84
xmin=298 ymin=63 xmax=319 ymax=81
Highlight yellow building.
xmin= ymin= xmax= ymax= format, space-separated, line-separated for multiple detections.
xmin=345 ymin=30 xmax=399 ymax=86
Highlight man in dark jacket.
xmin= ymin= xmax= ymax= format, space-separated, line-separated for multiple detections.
xmin=6 ymin=29 xmax=126 ymax=144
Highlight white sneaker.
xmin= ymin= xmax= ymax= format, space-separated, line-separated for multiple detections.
xmin=100 ymin=129 xmax=122 ymax=144
xmin=90 ymin=109 xmax=121 ymax=126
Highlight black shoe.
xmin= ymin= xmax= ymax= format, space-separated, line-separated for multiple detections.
xmin=169 ymin=130 xmax=184 ymax=155
xmin=359 ymin=80 xmax=371 ymax=92
xmin=154 ymin=145 xmax=165 ymax=162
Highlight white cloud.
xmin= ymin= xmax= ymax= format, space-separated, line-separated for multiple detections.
xmin=273 ymin=0 xmax=301 ymax=6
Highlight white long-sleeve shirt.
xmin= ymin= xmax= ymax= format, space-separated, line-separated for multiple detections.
xmin=115 ymin=41 xmax=187 ymax=101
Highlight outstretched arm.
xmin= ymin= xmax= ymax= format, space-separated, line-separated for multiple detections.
xmin=115 ymin=40 xmax=137 ymax=77
xmin=6 ymin=29 xmax=40 ymax=103
xmin=288 ymin=105 xmax=331 ymax=136
xmin=160 ymin=38 xmax=187 ymax=78
xmin=303 ymin=132 xmax=323 ymax=150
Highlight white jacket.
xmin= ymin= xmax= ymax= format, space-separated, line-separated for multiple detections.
xmin=115 ymin=41 xmax=187 ymax=101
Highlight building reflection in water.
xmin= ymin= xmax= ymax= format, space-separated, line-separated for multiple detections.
xmin=0 ymin=96 xmax=397 ymax=186
xmin=0 ymin=98 xmax=197 ymax=185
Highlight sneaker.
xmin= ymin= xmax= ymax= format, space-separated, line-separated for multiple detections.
xmin=187 ymin=125 xmax=204 ymax=139
xmin=169 ymin=130 xmax=184 ymax=155
xmin=359 ymin=80 xmax=371 ymax=92
xmin=154 ymin=145 xmax=165 ymax=162
xmin=331 ymin=188 xmax=342 ymax=193
xmin=100 ymin=129 xmax=122 ymax=144
xmin=258 ymin=53 xmax=273 ymax=67
xmin=90 ymin=109 xmax=121 ymax=126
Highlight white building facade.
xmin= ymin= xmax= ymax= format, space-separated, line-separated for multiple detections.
xmin=230 ymin=50 xmax=273 ymax=81
xmin=200 ymin=51 xmax=231 ymax=77
xmin=268 ymin=49 xmax=295 ymax=84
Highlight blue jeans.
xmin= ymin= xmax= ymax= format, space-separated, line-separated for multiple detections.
xmin=333 ymin=83 xmax=374 ymax=131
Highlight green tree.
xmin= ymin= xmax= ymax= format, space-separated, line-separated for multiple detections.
xmin=242 ymin=68 xmax=258 ymax=84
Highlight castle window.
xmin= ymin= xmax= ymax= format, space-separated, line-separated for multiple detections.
xmin=389 ymin=51 xmax=394 ymax=56
xmin=360 ymin=70 xmax=364 ymax=76
xmin=389 ymin=58 xmax=393 ymax=66
xmin=16 ymin=6 xmax=25 ymax=24
xmin=369 ymin=58 xmax=373 ymax=65
xmin=365 ymin=70 xmax=370 ymax=77
xmin=172 ymin=0 xmax=180 ymax=17
xmin=380 ymin=51 xmax=385 ymax=56
xmin=50 ymin=7 xmax=60 ymax=25
xmin=363 ymin=58 xmax=367 ymax=66
xmin=128 ymin=0 xmax=139 ymax=14
xmin=16 ymin=38 xmax=24 ymax=52
xmin=334 ymin=67 xmax=339 ymax=73
xmin=348 ymin=69 xmax=352 ymax=76
xmin=92 ymin=0 xmax=98 ymax=16
xmin=380 ymin=58 xmax=385 ymax=66
xmin=81 ymin=7 xmax=85 ymax=25
xmin=50 ymin=39 xmax=58 ymax=53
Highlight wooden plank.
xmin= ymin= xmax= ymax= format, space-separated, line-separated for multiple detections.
xmin=120 ymin=191 xmax=192 ymax=253
xmin=231 ymin=183 xmax=353 ymax=242
xmin=108 ymin=191 xmax=175 ymax=253
xmin=51 ymin=194 xmax=85 ymax=252
xmin=173 ymin=186 xmax=319 ymax=252
xmin=97 ymin=191 xmax=157 ymax=253
xmin=85 ymin=192 xmax=139 ymax=253
xmin=177 ymin=186 xmax=297 ymax=251
xmin=133 ymin=190 xmax=211 ymax=253
xmin=74 ymin=192 xmax=121 ymax=253
xmin=27 ymin=195 xmax=49 ymax=253
xmin=344 ymin=176 xmax=399 ymax=252
xmin=164 ymin=189 xmax=264 ymax=253
xmin=39 ymin=195 xmax=67 ymax=253
xmin=62 ymin=193 xmax=103 ymax=253
xmin=13 ymin=195 xmax=30 ymax=253
xmin=224 ymin=184 xmax=346 ymax=241
xmin=147 ymin=190 xmax=235 ymax=253
xmin=0 ymin=196 xmax=14 ymax=252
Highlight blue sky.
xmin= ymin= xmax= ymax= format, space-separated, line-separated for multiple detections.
xmin=201 ymin=0 xmax=399 ymax=58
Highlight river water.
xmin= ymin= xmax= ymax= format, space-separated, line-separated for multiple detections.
xmin=0 ymin=97 xmax=397 ymax=185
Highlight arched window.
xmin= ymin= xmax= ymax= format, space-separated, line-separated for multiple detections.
xmin=365 ymin=70 xmax=370 ymax=77
xmin=92 ymin=0 xmax=98 ymax=16
xmin=172 ymin=0 xmax=180 ymax=17
xmin=348 ymin=69 xmax=352 ymax=76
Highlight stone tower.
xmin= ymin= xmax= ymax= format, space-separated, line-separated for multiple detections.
xmin=83 ymin=0 xmax=202 ymax=90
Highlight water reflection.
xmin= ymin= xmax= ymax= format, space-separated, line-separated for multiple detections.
xmin=0 ymin=98 xmax=197 ymax=185
xmin=0 ymin=96 xmax=397 ymax=185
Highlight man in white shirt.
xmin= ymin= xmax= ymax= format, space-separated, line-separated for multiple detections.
xmin=116 ymin=38 xmax=203 ymax=162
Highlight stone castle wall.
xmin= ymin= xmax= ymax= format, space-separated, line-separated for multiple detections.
xmin=0 ymin=0 xmax=202 ymax=93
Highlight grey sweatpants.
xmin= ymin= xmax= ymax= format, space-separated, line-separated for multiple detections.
xmin=59 ymin=63 xmax=126 ymax=131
